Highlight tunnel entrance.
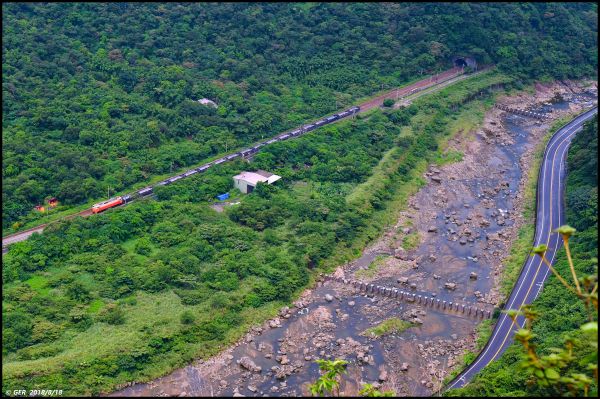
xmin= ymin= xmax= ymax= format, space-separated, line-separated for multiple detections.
xmin=452 ymin=55 xmax=477 ymax=70
xmin=454 ymin=58 xmax=468 ymax=68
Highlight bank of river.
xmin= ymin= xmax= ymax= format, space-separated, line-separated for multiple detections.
xmin=110 ymin=81 xmax=596 ymax=397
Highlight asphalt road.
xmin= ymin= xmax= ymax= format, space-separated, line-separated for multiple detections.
xmin=446 ymin=106 xmax=598 ymax=390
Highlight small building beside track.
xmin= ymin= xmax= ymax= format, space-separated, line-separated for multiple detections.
xmin=233 ymin=170 xmax=281 ymax=194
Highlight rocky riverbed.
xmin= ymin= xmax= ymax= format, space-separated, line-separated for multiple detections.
xmin=110 ymin=80 xmax=597 ymax=397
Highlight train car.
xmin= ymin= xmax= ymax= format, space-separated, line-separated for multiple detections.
xmin=197 ymin=164 xmax=211 ymax=172
xmin=280 ymin=133 xmax=290 ymax=140
xmin=156 ymin=180 xmax=171 ymax=186
xmin=265 ymin=138 xmax=277 ymax=144
xmin=92 ymin=196 xmax=124 ymax=214
xmin=214 ymin=158 xmax=226 ymax=165
xmin=289 ymin=129 xmax=301 ymax=136
xmin=349 ymin=106 xmax=360 ymax=113
xmin=122 ymin=194 xmax=132 ymax=203
xmin=226 ymin=153 xmax=239 ymax=160
xmin=183 ymin=169 xmax=198 ymax=177
xmin=304 ymin=124 xmax=315 ymax=131
xmin=170 ymin=175 xmax=182 ymax=182
xmin=138 ymin=186 xmax=153 ymax=196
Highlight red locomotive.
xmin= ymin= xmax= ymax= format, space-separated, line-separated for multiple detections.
xmin=92 ymin=197 xmax=124 ymax=214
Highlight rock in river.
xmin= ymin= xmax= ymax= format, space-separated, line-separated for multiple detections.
xmin=238 ymin=356 xmax=262 ymax=373
xmin=378 ymin=370 xmax=388 ymax=382
xmin=444 ymin=282 xmax=457 ymax=290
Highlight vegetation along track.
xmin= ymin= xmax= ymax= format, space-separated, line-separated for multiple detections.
xmin=2 ymin=66 xmax=482 ymax=252
xmin=445 ymin=106 xmax=598 ymax=391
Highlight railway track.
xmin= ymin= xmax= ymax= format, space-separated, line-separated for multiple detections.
xmin=3 ymin=66 xmax=479 ymax=252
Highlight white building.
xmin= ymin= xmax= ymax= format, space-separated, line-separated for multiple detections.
xmin=233 ymin=170 xmax=281 ymax=194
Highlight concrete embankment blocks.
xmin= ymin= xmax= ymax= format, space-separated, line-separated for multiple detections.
xmin=320 ymin=273 xmax=493 ymax=319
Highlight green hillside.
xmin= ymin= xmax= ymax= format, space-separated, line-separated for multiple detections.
xmin=2 ymin=3 xmax=597 ymax=228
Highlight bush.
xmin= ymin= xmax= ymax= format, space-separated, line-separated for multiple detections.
xmin=97 ymin=303 xmax=126 ymax=325
xmin=383 ymin=98 xmax=395 ymax=107
xmin=134 ymin=237 xmax=153 ymax=256
xmin=180 ymin=310 xmax=196 ymax=325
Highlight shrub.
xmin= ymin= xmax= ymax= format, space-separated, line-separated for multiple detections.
xmin=97 ymin=303 xmax=126 ymax=325
xmin=180 ymin=310 xmax=196 ymax=325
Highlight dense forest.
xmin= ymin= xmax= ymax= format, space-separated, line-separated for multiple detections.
xmin=2 ymin=2 xmax=597 ymax=229
xmin=1 ymin=72 xmax=507 ymax=395
xmin=447 ymin=117 xmax=598 ymax=397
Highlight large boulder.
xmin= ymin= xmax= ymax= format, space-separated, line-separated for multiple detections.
xmin=394 ymin=248 xmax=408 ymax=260
xmin=378 ymin=370 xmax=388 ymax=382
xmin=238 ymin=356 xmax=262 ymax=373
xmin=444 ymin=282 xmax=457 ymax=290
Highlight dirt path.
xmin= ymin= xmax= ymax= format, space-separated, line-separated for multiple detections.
xmin=108 ymin=81 xmax=596 ymax=397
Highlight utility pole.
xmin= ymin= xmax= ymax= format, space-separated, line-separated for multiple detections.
xmin=107 ymin=186 xmax=111 ymax=199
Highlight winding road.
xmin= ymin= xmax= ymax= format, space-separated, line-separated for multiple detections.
xmin=446 ymin=106 xmax=598 ymax=390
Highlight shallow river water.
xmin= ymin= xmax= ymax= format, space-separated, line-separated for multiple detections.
xmin=111 ymin=93 xmax=595 ymax=397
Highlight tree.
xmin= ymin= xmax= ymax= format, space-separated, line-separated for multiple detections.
xmin=309 ymin=359 xmax=348 ymax=397
xmin=513 ymin=226 xmax=598 ymax=397
xmin=382 ymin=99 xmax=395 ymax=107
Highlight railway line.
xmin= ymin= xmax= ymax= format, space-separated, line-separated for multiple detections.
xmin=2 ymin=66 xmax=468 ymax=251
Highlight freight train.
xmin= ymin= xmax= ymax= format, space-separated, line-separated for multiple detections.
xmin=92 ymin=105 xmax=360 ymax=211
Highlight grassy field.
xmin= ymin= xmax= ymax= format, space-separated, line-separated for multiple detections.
xmin=3 ymin=288 xmax=284 ymax=394
xmin=355 ymin=255 xmax=389 ymax=279
xmin=362 ymin=317 xmax=414 ymax=338
xmin=402 ymin=232 xmax=421 ymax=251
